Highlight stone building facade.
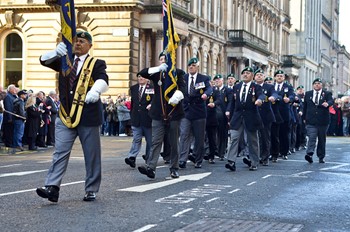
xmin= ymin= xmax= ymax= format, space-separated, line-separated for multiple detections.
xmin=1 ymin=0 xmax=347 ymax=97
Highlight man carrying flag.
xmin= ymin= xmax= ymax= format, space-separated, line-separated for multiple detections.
xmin=36 ymin=0 xmax=109 ymax=202
xmin=137 ymin=0 xmax=186 ymax=179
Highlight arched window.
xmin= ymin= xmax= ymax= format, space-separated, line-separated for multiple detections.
xmin=3 ymin=33 xmax=23 ymax=88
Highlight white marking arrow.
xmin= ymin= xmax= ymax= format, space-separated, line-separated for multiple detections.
xmin=0 ymin=169 xmax=48 ymax=178
xmin=118 ymin=172 xmax=211 ymax=193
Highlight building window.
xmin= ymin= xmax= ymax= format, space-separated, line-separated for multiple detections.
xmin=3 ymin=33 xmax=23 ymax=87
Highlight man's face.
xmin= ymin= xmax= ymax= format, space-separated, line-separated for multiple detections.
xmin=227 ymin=77 xmax=236 ymax=86
xmin=138 ymin=75 xmax=147 ymax=85
xmin=73 ymin=38 xmax=92 ymax=56
xmin=254 ymin=73 xmax=265 ymax=84
xmin=188 ymin=63 xmax=199 ymax=75
xmin=215 ymin=78 xmax=223 ymax=87
xmin=313 ymin=82 xmax=322 ymax=91
xmin=296 ymin=88 xmax=304 ymax=95
xmin=159 ymin=55 xmax=166 ymax=64
xmin=275 ymin=74 xmax=285 ymax=84
xmin=241 ymin=71 xmax=253 ymax=83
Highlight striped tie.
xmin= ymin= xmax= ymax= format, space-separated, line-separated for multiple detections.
xmin=138 ymin=86 xmax=143 ymax=101
xmin=70 ymin=58 xmax=80 ymax=88
xmin=189 ymin=76 xmax=195 ymax=96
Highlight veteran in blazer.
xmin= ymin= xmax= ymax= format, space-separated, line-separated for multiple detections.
xmin=225 ymin=66 xmax=265 ymax=172
xmin=37 ymin=31 xmax=109 ymax=202
xmin=270 ymin=70 xmax=295 ymax=162
xmin=254 ymin=69 xmax=279 ymax=166
xmin=214 ymin=74 xmax=233 ymax=160
xmin=303 ymin=78 xmax=333 ymax=164
xmin=125 ymin=74 xmax=154 ymax=168
xmin=137 ymin=53 xmax=186 ymax=179
xmin=178 ymin=57 xmax=213 ymax=168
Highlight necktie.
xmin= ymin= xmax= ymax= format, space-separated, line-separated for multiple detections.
xmin=277 ymin=84 xmax=280 ymax=92
xmin=189 ymin=76 xmax=195 ymax=96
xmin=70 ymin=57 xmax=80 ymax=88
xmin=241 ymin=84 xmax=247 ymax=103
xmin=138 ymin=86 xmax=143 ymax=101
xmin=315 ymin=91 xmax=319 ymax=105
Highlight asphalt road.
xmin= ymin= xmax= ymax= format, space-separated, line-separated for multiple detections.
xmin=0 ymin=136 xmax=349 ymax=232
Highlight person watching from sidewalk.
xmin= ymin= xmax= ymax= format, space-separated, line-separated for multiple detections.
xmin=36 ymin=31 xmax=109 ymax=202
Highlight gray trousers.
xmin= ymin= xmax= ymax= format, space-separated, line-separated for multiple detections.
xmin=306 ymin=124 xmax=328 ymax=159
xmin=226 ymin=122 xmax=260 ymax=166
xmin=179 ymin=118 xmax=206 ymax=164
xmin=45 ymin=118 xmax=102 ymax=192
xmin=147 ymin=119 xmax=180 ymax=171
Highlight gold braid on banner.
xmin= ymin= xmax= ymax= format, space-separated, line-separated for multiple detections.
xmin=59 ymin=56 xmax=97 ymax=128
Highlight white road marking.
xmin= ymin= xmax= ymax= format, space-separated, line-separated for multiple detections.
xmin=36 ymin=160 xmax=52 ymax=164
xmin=0 ymin=164 xmax=22 ymax=168
xmin=262 ymin=175 xmax=272 ymax=179
xmin=132 ymin=224 xmax=157 ymax=232
xmin=228 ymin=188 xmax=240 ymax=194
xmin=320 ymin=164 xmax=349 ymax=171
xmin=0 ymin=169 xmax=48 ymax=178
xmin=206 ymin=197 xmax=219 ymax=203
xmin=172 ymin=208 xmax=193 ymax=217
xmin=290 ymin=171 xmax=313 ymax=177
xmin=118 ymin=172 xmax=211 ymax=193
xmin=0 ymin=180 xmax=85 ymax=197
xmin=247 ymin=181 xmax=256 ymax=186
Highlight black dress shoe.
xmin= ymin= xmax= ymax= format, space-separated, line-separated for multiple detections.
xmin=194 ymin=162 xmax=202 ymax=168
xmin=225 ymin=162 xmax=236 ymax=171
xmin=208 ymin=159 xmax=215 ymax=164
xmin=188 ymin=155 xmax=196 ymax=163
xmin=29 ymin=146 xmax=38 ymax=151
xmin=36 ymin=186 xmax=59 ymax=202
xmin=83 ymin=191 xmax=96 ymax=201
xmin=138 ymin=166 xmax=155 ymax=179
xmin=305 ymin=154 xmax=313 ymax=163
xmin=243 ymin=157 xmax=252 ymax=167
xmin=282 ymin=155 xmax=288 ymax=160
xmin=125 ymin=157 xmax=136 ymax=168
xmin=203 ymin=155 xmax=209 ymax=160
xmin=249 ymin=165 xmax=258 ymax=171
xmin=170 ymin=170 xmax=179 ymax=178
xmin=319 ymin=158 xmax=325 ymax=163
xmin=179 ymin=161 xmax=186 ymax=169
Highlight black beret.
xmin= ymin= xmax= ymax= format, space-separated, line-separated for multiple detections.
xmin=274 ymin=69 xmax=284 ymax=76
xmin=188 ymin=57 xmax=199 ymax=66
xmin=296 ymin=85 xmax=304 ymax=90
xmin=254 ymin=68 xmax=264 ymax=76
xmin=227 ymin=73 xmax=235 ymax=78
xmin=77 ymin=31 xmax=92 ymax=43
xmin=241 ymin=66 xmax=254 ymax=74
xmin=18 ymin=89 xmax=27 ymax=96
xmin=312 ymin=78 xmax=322 ymax=84
xmin=264 ymin=76 xmax=273 ymax=82
xmin=159 ymin=51 xmax=166 ymax=59
xmin=213 ymin=74 xmax=222 ymax=80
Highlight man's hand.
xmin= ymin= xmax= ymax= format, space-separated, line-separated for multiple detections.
xmin=85 ymin=90 xmax=100 ymax=104
xmin=255 ymin=99 xmax=263 ymax=106
xmin=201 ymin=94 xmax=208 ymax=101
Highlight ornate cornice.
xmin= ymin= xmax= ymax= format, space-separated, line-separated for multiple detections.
xmin=0 ymin=3 xmax=144 ymax=13
xmin=143 ymin=4 xmax=195 ymax=24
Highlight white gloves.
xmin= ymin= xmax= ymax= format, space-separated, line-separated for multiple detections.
xmin=168 ymin=90 xmax=184 ymax=105
xmin=85 ymin=79 xmax=109 ymax=104
xmin=148 ymin=63 xmax=168 ymax=74
xmin=41 ymin=42 xmax=68 ymax=61
xmin=56 ymin=42 xmax=68 ymax=57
